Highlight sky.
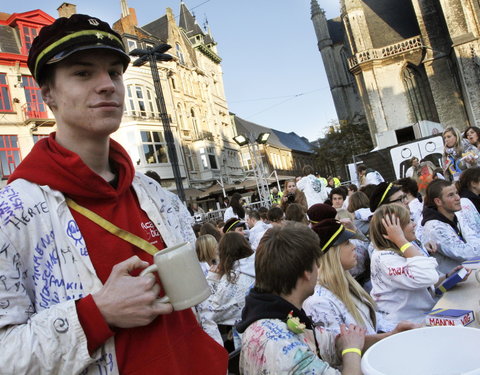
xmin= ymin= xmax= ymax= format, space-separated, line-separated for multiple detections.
xmin=3 ymin=0 xmax=343 ymax=142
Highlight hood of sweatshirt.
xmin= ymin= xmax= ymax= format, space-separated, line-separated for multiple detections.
xmin=236 ymin=287 xmax=313 ymax=333
xmin=421 ymin=205 xmax=466 ymax=243
xmin=422 ymin=205 xmax=454 ymax=226
xmin=8 ymin=133 xmax=134 ymax=204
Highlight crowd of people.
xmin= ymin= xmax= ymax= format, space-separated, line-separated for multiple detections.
xmin=1 ymin=12 xmax=480 ymax=375
xmin=191 ymin=127 xmax=479 ymax=373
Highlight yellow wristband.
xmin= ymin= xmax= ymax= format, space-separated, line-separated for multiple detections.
xmin=341 ymin=348 xmax=362 ymax=356
xmin=399 ymin=243 xmax=411 ymax=253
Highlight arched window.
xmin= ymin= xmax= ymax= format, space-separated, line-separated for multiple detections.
xmin=126 ymin=84 xmax=156 ymax=118
xmin=176 ymin=43 xmax=185 ymax=65
xmin=402 ymin=64 xmax=439 ymax=123
xmin=177 ymin=104 xmax=186 ymax=130
xmin=191 ymin=108 xmax=199 ymax=137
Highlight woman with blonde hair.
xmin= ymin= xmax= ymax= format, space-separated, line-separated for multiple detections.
xmin=369 ymin=204 xmax=440 ymax=326
xmin=280 ymin=179 xmax=307 ymax=212
xmin=195 ymin=234 xmax=219 ymax=275
xmin=303 ymin=218 xmax=417 ymax=343
xmin=442 ymin=126 xmax=480 ymax=181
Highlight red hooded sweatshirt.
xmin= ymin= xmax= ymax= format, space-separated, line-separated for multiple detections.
xmin=8 ymin=134 xmax=227 ymax=375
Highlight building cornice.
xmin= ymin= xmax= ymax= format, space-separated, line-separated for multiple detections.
xmin=195 ymin=44 xmax=222 ymax=63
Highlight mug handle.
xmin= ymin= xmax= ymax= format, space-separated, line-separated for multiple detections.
xmin=139 ymin=264 xmax=170 ymax=304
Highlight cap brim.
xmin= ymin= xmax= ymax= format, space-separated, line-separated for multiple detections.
xmin=332 ymin=227 xmax=364 ymax=246
xmin=47 ymin=44 xmax=130 ymax=66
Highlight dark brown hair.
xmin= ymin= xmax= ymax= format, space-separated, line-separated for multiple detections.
xmin=457 ymin=167 xmax=480 ymax=193
xmin=255 ymin=223 xmax=321 ymax=295
xmin=267 ymin=206 xmax=284 ymax=223
xmin=285 ymin=203 xmax=307 ymax=223
xmin=199 ymin=222 xmax=221 ymax=242
xmin=217 ymin=232 xmax=253 ymax=283
xmin=424 ymin=179 xmax=452 ymax=208
xmin=229 ymin=192 xmax=245 ymax=219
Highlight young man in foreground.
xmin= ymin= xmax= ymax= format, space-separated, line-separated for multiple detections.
xmin=0 ymin=14 xmax=227 ymax=374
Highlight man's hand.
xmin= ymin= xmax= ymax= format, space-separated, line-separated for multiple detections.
xmin=93 ymin=256 xmax=173 ymax=328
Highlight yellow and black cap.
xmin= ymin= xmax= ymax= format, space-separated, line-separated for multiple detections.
xmin=369 ymin=182 xmax=401 ymax=212
xmin=223 ymin=218 xmax=247 ymax=233
xmin=311 ymin=218 xmax=360 ymax=253
xmin=27 ymin=14 xmax=130 ymax=84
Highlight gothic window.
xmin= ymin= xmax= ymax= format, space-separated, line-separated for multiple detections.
xmin=191 ymin=109 xmax=199 ymax=137
xmin=402 ymin=64 xmax=439 ymax=123
xmin=182 ymin=144 xmax=196 ymax=171
xmin=176 ymin=43 xmax=185 ymax=65
xmin=126 ymin=85 xmax=156 ymax=117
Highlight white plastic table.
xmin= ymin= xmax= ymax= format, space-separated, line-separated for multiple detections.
xmin=433 ymin=263 xmax=480 ymax=328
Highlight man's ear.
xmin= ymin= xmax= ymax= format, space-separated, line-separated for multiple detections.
xmin=303 ymin=268 xmax=314 ymax=282
xmin=41 ymin=84 xmax=56 ymax=110
xmin=433 ymin=196 xmax=442 ymax=208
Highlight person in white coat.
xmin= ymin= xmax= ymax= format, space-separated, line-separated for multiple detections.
xmin=422 ymin=179 xmax=480 ymax=274
xmin=367 ymin=204 xmax=469 ymax=329
xmin=0 ymin=14 xmax=227 ymax=375
xmin=369 ymin=204 xmax=440 ymax=326
xmin=196 ymin=232 xmax=255 ymax=348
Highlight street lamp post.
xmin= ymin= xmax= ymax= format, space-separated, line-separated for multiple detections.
xmin=130 ymin=44 xmax=186 ymax=202
xmin=233 ymin=133 xmax=271 ymax=206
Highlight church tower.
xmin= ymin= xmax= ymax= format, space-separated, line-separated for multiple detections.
xmin=310 ymin=0 xmax=364 ymax=125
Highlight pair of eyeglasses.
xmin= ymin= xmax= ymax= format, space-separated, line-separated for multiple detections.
xmin=389 ymin=194 xmax=407 ymax=204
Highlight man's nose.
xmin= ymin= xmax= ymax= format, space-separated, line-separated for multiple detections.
xmin=96 ymin=72 xmax=116 ymax=92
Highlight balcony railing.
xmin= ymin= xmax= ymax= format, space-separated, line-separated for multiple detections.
xmin=193 ymin=131 xmax=215 ymax=142
xmin=22 ymin=102 xmax=51 ymax=123
xmin=348 ymin=36 xmax=423 ymax=70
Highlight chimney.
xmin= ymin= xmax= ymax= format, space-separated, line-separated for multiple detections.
xmin=57 ymin=3 xmax=77 ymax=18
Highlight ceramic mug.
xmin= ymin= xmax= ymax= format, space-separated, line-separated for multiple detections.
xmin=475 ymin=269 xmax=480 ymax=284
xmin=140 ymin=242 xmax=211 ymax=311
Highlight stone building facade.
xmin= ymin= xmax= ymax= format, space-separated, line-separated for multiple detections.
xmin=311 ymin=0 xmax=480 ymax=147
xmin=113 ymin=0 xmax=244 ymax=192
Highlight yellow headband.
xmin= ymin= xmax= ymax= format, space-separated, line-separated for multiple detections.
xmin=378 ymin=183 xmax=393 ymax=207
xmin=226 ymin=220 xmax=241 ymax=233
xmin=321 ymin=224 xmax=344 ymax=252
